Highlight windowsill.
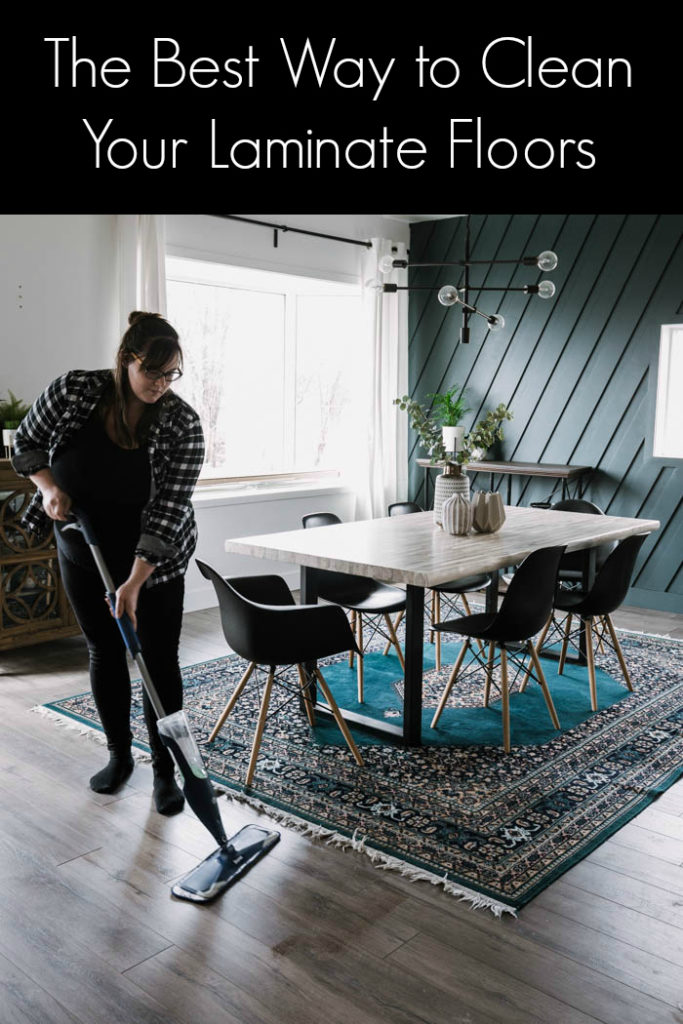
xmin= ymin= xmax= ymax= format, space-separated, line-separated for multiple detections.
xmin=192 ymin=479 xmax=353 ymax=508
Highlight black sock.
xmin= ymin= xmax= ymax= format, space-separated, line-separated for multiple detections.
xmin=153 ymin=771 xmax=184 ymax=815
xmin=89 ymin=752 xmax=135 ymax=794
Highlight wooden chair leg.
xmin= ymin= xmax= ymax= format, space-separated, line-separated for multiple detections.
xmin=585 ymin=617 xmax=598 ymax=711
xmin=435 ymin=591 xmax=442 ymax=670
xmin=383 ymin=609 xmax=403 ymax=656
xmin=520 ymin=615 xmax=552 ymax=693
xmin=209 ymin=661 xmax=256 ymax=742
xmin=501 ymin=648 xmax=511 ymax=753
xmin=349 ymin=611 xmax=356 ymax=667
xmin=245 ymin=669 xmax=275 ymax=787
xmin=558 ymin=613 xmax=573 ymax=675
xmin=484 ymin=642 xmax=495 ymax=707
xmin=314 ymin=668 xmax=364 ymax=766
xmin=528 ymin=642 xmax=561 ymax=730
xmin=595 ymin=616 xmax=606 ymax=655
xmin=431 ymin=638 xmax=470 ymax=728
xmin=356 ymin=612 xmax=364 ymax=703
xmin=383 ymin=613 xmax=405 ymax=671
xmin=604 ymin=614 xmax=633 ymax=691
xmin=429 ymin=591 xmax=436 ymax=644
xmin=296 ymin=664 xmax=316 ymax=727
xmin=460 ymin=592 xmax=485 ymax=656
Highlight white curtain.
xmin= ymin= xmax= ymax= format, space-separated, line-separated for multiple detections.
xmin=117 ymin=215 xmax=167 ymax=332
xmin=356 ymin=238 xmax=409 ymax=520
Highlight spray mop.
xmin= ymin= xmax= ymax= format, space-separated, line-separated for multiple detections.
xmin=65 ymin=509 xmax=280 ymax=902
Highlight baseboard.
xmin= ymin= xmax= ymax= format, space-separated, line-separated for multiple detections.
xmin=626 ymin=587 xmax=683 ymax=615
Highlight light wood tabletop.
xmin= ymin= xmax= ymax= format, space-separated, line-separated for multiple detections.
xmin=225 ymin=507 xmax=660 ymax=589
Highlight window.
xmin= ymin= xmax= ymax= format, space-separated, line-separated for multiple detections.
xmin=166 ymin=257 xmax=366 ymax=481
xmin=653 ymin=324 xmax=683 ymax=459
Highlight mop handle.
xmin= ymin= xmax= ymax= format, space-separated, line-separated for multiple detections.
xmin=71 ymin=508 xmax=141 ymax=656
xmin=68 ymin=508 xmax=165 ymax=719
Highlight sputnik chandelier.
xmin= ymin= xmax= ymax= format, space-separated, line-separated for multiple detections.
xmin=378 ymin=215 xmax=559 ymax=343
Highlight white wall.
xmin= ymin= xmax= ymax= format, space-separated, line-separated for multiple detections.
xmin=2 ymin=213 xmax=404 ymax=613
xmin=0 ymin=215 xmax=119 ymax=403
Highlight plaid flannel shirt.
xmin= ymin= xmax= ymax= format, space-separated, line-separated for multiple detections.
xmin=11 ymin=369 xmax=205 ymax=587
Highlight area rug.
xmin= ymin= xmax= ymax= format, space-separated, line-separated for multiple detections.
xmin=38 ymin=628 xmax=683 ymax=915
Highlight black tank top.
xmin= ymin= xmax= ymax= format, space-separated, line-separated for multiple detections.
xmin=52 ymin=410 xmax=151 ymax=582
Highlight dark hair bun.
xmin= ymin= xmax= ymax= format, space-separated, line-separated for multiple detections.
xmin=128 ymin=310 xmax=161 ymax=326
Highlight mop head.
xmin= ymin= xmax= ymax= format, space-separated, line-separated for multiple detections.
xmin=171 ymin=824 xmax=281 ymax=902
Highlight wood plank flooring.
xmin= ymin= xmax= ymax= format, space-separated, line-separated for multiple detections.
xmin=1 ymin=603 xmax=682 ymax=1024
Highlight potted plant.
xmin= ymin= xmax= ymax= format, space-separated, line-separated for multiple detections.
xmin=0 ymin=391 xmax=30 ymax=458
xmin=427 ymin=383 xmax=469 ymax=456
xmin=394 ymin=394 xmax=512 ymax=524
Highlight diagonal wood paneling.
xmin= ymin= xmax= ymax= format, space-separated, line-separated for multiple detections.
xmin=408 ymin=214 xmax=683 ymax=613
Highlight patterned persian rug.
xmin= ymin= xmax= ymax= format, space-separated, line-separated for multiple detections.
xmin=40 ymin=628 xmax=683 ymax=915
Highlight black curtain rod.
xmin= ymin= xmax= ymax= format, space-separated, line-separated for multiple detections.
xmin=208 ymin=214 xmax=373 ymax=250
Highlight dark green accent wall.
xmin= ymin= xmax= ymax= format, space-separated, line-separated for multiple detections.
xmin=408 ymin=214 xmax=683 ymax=613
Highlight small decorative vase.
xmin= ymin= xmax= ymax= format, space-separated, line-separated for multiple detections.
xmin=433 ymin=463 xmax=470 ymax=526
xmin=442 ymin=493 xmax=473 ymax=535
xmin=471 ymin=491 xmax=506 ymax=533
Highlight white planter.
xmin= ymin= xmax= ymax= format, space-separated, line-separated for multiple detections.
xmin=2 ymin=429 xmax=17 ymax=458
xmin=441 ymin=425 xmax=465 ymax=456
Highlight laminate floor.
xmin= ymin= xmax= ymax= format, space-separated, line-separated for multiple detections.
xmin=1 ymin=603 xmax=682 ymax=1024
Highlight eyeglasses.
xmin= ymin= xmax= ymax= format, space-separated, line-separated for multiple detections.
xmin=131 ymin=352 xmax=183 ymax=383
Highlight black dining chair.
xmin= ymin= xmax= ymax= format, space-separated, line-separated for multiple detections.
xmin=430 ymin=545 xmax=566 ymax=752
xmin=526 ymin=534 xmax=648 ymax=712
xmin=550 ymin=498 xmax=617 ymax=589
xmin=196 ymin=561 xmax=364 ymax=786
xmin=387 ymin=500 xmax=492 ymax=668
xmin=302 ymin=512 xmax=406 ymax=703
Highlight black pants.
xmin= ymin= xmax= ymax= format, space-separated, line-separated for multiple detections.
xmin=58 ymin=551 xmax=184 ymax=770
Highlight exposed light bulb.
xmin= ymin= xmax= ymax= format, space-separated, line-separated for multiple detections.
xmin=537 ymin=250 xmax=559 ymax=272
xmin=364 ymin=277 xmax=382 ymax=292
xmin=379 ymin=255 xmax=396 ymax=275
xmin=487 ymin=314 xmax=505 ymax=332
xmin=537 ymin=279 xmax=556 ymax=299
xmin=438 ymin=285 xmax=461 ymax=307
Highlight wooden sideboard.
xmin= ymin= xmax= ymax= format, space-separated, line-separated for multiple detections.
xmin=0 ymin=459 xmax=80 ymax=650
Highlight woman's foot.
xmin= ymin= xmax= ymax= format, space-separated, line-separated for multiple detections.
xmin=89 ymin=752 xmax=135 ymax=793
xmin=153 ymin=770 xmax=185 ymax=815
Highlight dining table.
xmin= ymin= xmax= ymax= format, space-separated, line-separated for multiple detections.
xmin=224 ymin=506 xmax=659 ymax=746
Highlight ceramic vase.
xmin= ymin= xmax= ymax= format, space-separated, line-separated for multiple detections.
xmin=433 ymin=464 xmax=470 ymax=526
xmin=442 ymin=493 xmax=473 ymax=535
xmin=471 ymin=491 xmax=506 ymax=533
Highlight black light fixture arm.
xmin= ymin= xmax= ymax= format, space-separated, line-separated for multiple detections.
xmin=378 ymin=215 xmax=558 ymax=341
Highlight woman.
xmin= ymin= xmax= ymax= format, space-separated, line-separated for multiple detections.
xmin=12 ymin=312 xmax=205 ymax=815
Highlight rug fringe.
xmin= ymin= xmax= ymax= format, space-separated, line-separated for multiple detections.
xmin=222 ymin=788 xmax=517 ymax=917
xmin=30 ymin=705 xmax=152 ymax=763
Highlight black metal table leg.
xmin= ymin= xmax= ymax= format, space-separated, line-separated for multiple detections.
xmin=485 ymin=571 xmax=500 ymax=614
xmin=403 ymin=585 xmax=424 ymax=745
xmin=300 ymin=566 xmax=318 ymax=705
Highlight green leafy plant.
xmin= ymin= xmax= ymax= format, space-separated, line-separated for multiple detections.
xmin=394 ymin=394 xmax=512 ymax=467
xmin=0 ymin=390 xmax=30 ymax=429
xmin=426 ymin=383 xmax=470 ymax=427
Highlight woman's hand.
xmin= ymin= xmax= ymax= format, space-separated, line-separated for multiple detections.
xmin=41 ymin=484 xmax=72 ymax=522
xmin=110 ymin=558 xmax=156 ymax=631
xmin=113 ymin=579 xmax=143 ymax=631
